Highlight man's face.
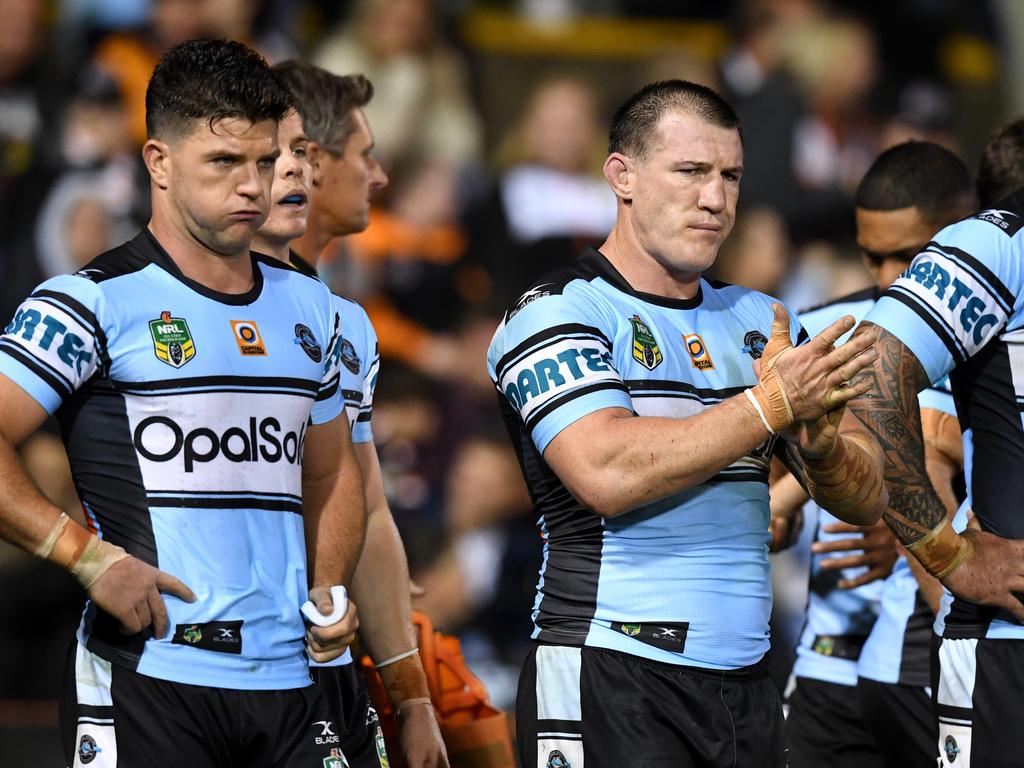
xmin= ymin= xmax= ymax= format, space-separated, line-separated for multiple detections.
xmin=163 ymin=116 xmax=278 ymax=255
xmin=626 ymin=111 xmax=743 ymax=277
xmin=258 ymin=110 xmax=312 ymax=244
xmin=856 ymin=206 xmax=936 ymax=290
xmin=316 ymin=108 xmax=388 ymax=236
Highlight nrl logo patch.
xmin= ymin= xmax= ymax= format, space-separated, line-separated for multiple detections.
xmin=629 ymin=314 xmax=663 ymax=370
xmin=149 ymin=311 xmax=196 ymax=368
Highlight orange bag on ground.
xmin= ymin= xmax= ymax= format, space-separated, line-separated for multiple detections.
xmin=361 ymin=611 xmax=515 ymax=768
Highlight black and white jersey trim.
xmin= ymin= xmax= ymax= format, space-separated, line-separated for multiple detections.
xmin=885 ymin=287 xmax=967 ymax=363
xmin=494 ymin=323 xmax=613 ymax=380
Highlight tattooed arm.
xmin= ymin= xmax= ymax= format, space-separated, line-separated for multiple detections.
xmin=846 ymin=321 xmax=1024 ymax=620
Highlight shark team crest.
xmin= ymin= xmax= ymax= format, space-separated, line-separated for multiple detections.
xmin=149 ymin=311 xmax=196 ymax=368
xmin=629 ymin=314 xmax=663 ymax=370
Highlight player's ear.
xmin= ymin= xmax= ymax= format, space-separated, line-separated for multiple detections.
xmin=604 ymin=152 xmax=633 ymax=204
xmin=143 ymin=139 xmax=172 ymax=190
xmin=307 ymin=142 xmax=325 ymax=188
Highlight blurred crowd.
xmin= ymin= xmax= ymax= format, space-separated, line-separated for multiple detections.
xmin=0 ymin=0 xmax=1015 ymax=714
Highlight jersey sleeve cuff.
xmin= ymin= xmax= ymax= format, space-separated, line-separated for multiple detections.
xmin=309 ymin=397 xmax=344 ymax=426
xmin=0 ymin=357 xmax=63 ymax=414
xmin=350 ymin=422 xmax=373 ymax=443
xmin=533 ymin=387 xmax=634 ymax=454
xmin=866 ymin=295 xmax=954 ymax=385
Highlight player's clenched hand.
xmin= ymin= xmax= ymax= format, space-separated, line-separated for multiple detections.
xmin=759 ymin=304 xmax=878 ymax=426
xmin=88 ymin=555 xmax=196 ymax=638
xmin=398 ymin=702 xmax=449 ymax=768
xmin=941 ymin=530 xmax=1024 ymax=622
xmin=305 ymin=588 xmax=359 ymax=663
xmin=813 ymin=520 xmax=898 ymax=589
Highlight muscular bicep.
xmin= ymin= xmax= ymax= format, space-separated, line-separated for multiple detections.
xmin=0 ymin=374 xmax=50 ymax=447
xmin=847 ymin=322 xmax=947 ymax=544
xmin=302 ymin=411 xmax=356 ymax=488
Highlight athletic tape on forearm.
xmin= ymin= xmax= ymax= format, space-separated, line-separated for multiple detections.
xmin=905 ymin=517 xmax=971 ymax=580
xmin=375 ymin=646 xmax=419 ymax=669
xmin=36 ymin=513 xmax=128 ymax=588
xmin=803 ymin=433 xmax=885 ymax=519
xmin=748 ymin=361 xmax=795 ymax=432
xmin=379 ymin=652 xmax=432 ymax=708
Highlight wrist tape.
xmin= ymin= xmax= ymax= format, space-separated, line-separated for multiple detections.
xmin=35 ymin=512 xmax=129 ymax=589
xmin=803 ymin=433 xmax=885 ymax=519
xmin=906 ymin=517 xmax=971 ymax=580
xmin=748 ymin=353 xmax=795 ymax=434
xmin=379 ymin=652 xmax=431 ymax=709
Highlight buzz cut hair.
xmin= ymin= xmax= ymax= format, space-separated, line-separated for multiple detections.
xmin=854 ymin=141 xmax=975 ymax=227
xmin=608 ymin=79 xmax=741 ymax=161
xmin=145 ymin=39 xmax=292 ymax=140
xmin=977 ymin=119 xmax=1024 ymax=207
xmin=273 ymin=61 xmax=374 ymax=155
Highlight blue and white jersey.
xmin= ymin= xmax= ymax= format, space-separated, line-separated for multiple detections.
xmin=487 ymin=247 xmax=806 ymax=670
xmin=0 ymin=230 xmax=345 ymax=690
xmin=287 ymin=252 xmax=380 ymax=670
xmin=865 ymin=196 xmax=1024 ymax=641
xmin=793 ymin=288 xmax=883 ymax=686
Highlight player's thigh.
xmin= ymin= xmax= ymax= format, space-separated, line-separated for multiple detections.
xmin=857 ymin=678 xmax=935 ymax=768
xmin=245 ymin=684 xmax=352 ymax=768
xmin=786 ymin=676 xmax=883 ymax=768
xmin=61 ymin=640 xmax=232 ymax=768
xmin=312 ymin=662 xmax=389 ymax=768
xmin=935 ymin=637 xmax=1024 ymax=767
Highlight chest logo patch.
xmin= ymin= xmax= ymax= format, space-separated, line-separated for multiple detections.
xmin=149 ymin=311 xmax=196 ymax=368
xmin=629 ymin=314 xmax=663 ymax=370
xmin=742 ymin=330 xmax=768 ymax=360
xmin=294 ymin=323 xmax=323 ymax=363
xmin=683 ymin=333 xmax=714 ymax=370
xmin=230 ymin=320 xmax=267 ymax=356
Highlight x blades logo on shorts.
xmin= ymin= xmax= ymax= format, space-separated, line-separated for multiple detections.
xmin=629 ymin=314 xmax=663 ymax=370
xmin=230 ymin=320 xmax=267 ymax=356
xmin=149 ymin=311 xmax=196 ymax=368
xmin=683 ymin=333 xmax=714 ymax=370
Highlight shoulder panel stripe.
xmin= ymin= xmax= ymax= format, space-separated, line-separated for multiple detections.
xmin=524 ymin=380 xmax=630 ymax=433
xmin=927 ymin=242 xmax=1015 ymax=312
xmin=495 ymin=323 xmax=612 ymax=378
xmin=886 ymin=287 xmax=966 ymax=364
xmin=0 ymin=339 xmax=74 ymax=394
xmin=624 ymin=379 xmax=747 ymax=400
xmin=316 ymin=373 xmax=340 ymax=402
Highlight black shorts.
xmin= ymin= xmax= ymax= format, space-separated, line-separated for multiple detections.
xmin=60 ymin=641 xmax=347 ymax=768
xmin=933 ymin=635 xmax=1024 ymax=767
xmin=311 ymin=661 xmax=389 ymax=768
xmin=516 ymin=643 xmax=783 ymax=768
xmin=857 ymin=677 xmax=936 ymax=768
xmin=784 ymin=676 xmax=882 ymax=768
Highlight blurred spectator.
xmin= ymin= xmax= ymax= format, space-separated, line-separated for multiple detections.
xmin=202 ymin=0 xmax=297 ymax=63
xmin=92 ymin=0 xmax=212 ymax=146
xmin=315 ymin=0 xmax=482 ymax=168
xmin=327 ymin=155 xmax=475 ymax=376
xmin=0 ymin=0 xmax=57 ymax=321
xmin=780 ymin=14 xmax=880 ymax=241
xmin=708 ymin=206 xmax=790 ymax=295
xmin=35 ymin=66 xmax=148 ymax=278
xmin=464 ymin=76 xmax=615 ymax=309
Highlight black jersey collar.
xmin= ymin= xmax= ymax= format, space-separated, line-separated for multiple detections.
xmin=287 ymin=250 xmax=318 ymax=278
xmin=134 ymin=228 xmax=264 ymax=306
xmin=580 ymin=246 xmax=704 ymax=309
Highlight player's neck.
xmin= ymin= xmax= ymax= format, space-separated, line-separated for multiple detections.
xmin=289 ymin=225 xmax=329 ymax=270
xmin=147 ymin=217 xmax=255 ymax=295
xmin=600 ymin=224 xmax=702 ymax=301
xmin=250 ymin=233 xmax=291 ymax=263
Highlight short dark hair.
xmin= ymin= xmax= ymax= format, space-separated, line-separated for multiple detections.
xmin=977 ymin=119 xmax=1024 ymax=207
xmin=854 ymin=141 xmax=974 ymax=226
xmin=146 ymin=39 xmax=292 ymax=139
xmin=273 ymin=61 xmax=374 ymax=155
xmin=608 ymin=79 xmax=740 ymax=160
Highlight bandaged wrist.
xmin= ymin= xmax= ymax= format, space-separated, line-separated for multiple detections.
xmin=379 ymin=652 xmax=431 ymax=708
xmin=906 ymin=517 xmax=971 ymax=580
xmin=749 ymin=363 xmax=794 ymax=433
xmin=804 ymin=433 xmax=885 ymax=519
xmin=35 ymin=513 xmax=129 ymax=589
